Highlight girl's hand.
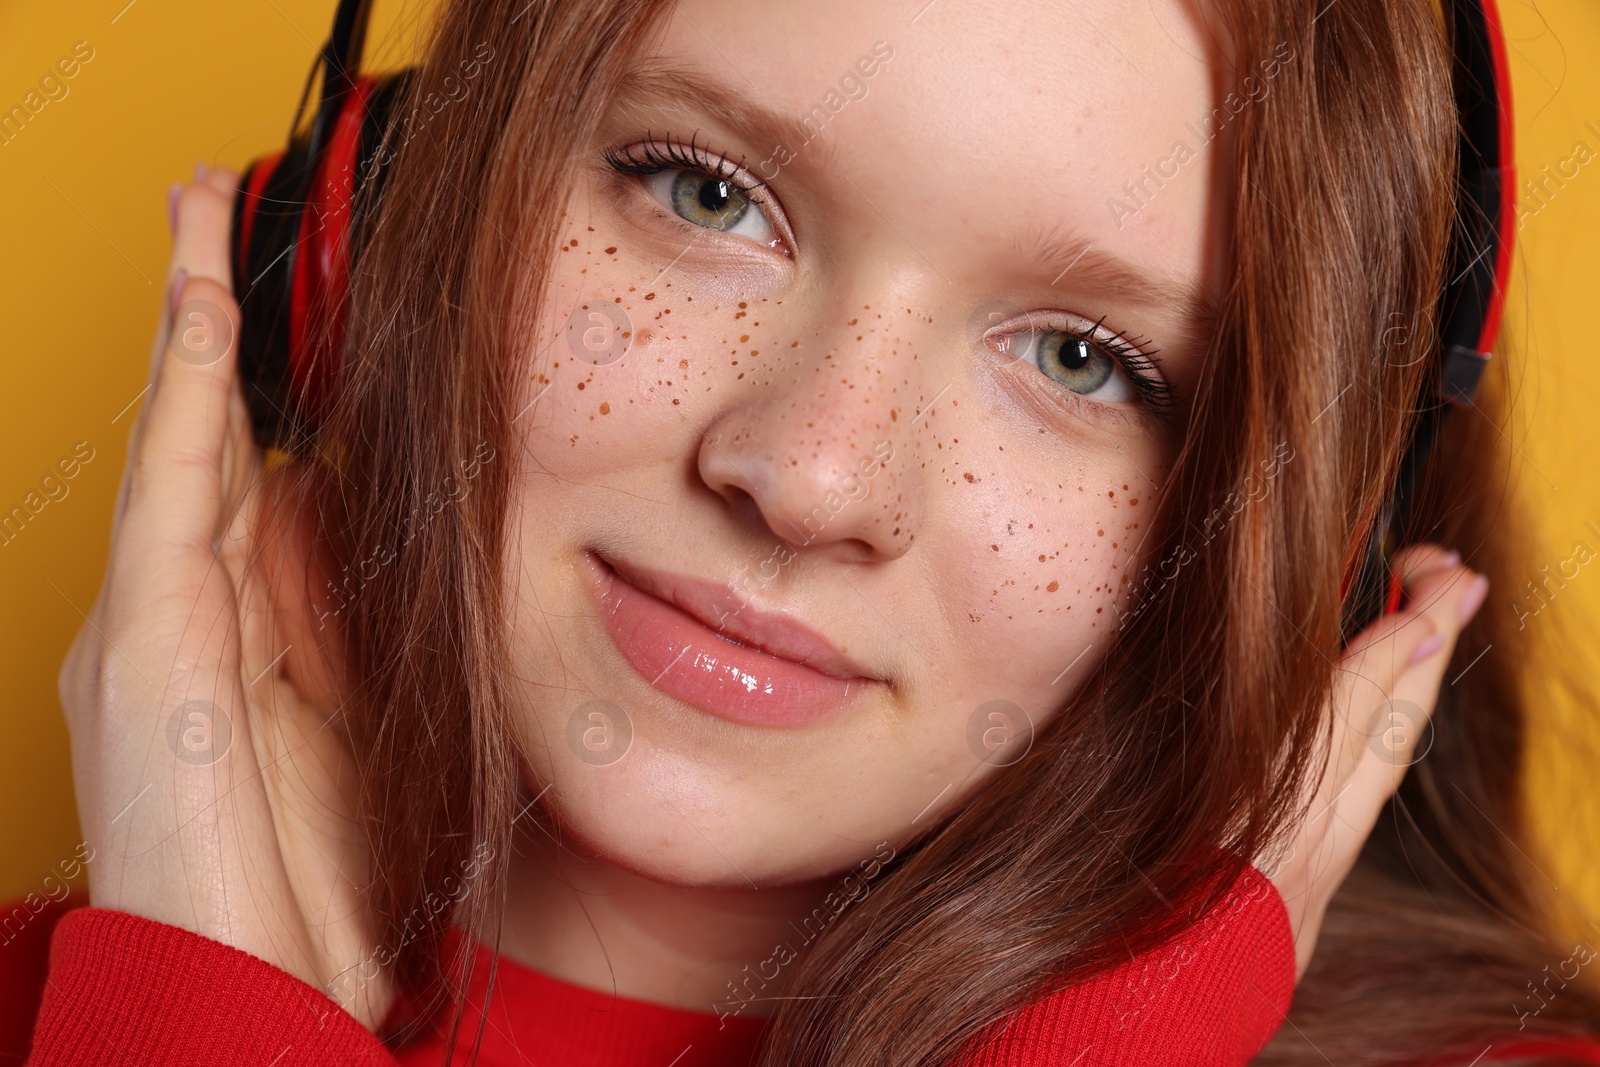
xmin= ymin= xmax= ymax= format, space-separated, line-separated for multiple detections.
xmin=1259 ymin=542 xmax=1490 ymax=980
xmin=56 ymin=168 xmax=392 ymax=1029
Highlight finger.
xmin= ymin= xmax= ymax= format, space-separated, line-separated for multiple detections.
xmin=1330 ymin=552 xmax=1488 ymax=840
xmin=114 ymin=175 xmax=241 ymax=545
xmin=143 ymin=175 xmax=238 ymax=390
xmin=1325 ymin=554 xmax=1457 ymax=785
xmin=1333 ymin=600 xmax=1439 ymax=726
xmin=1369 ymin=559 xmax=1489 ymax=773
xmin=116 ymin=273 xmax=243 ymax=591
xmin=138 ymin=170 xmax=239 ymax=437
xmin=169 ymin=169 xmax=238 ymax=292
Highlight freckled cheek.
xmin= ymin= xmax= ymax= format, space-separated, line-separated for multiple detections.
xmin=955 ymin=465 xmax=1152 ymax=631
xmin=518 ymin=232 xmax=796 ymax=460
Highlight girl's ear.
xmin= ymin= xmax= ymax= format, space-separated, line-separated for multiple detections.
xmin=253 ymin=463 xmax=352 ymax=717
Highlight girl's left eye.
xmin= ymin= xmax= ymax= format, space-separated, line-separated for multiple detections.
xmin=1012 ymin=329 xmax=1139 ymax=404
xmin=986 ymin=316 xmax=1177 ymax=420
xmin=605 ymin=138 xmax=782 ymax=248
xmin=643 ymin=170 xmax=775 ymax=242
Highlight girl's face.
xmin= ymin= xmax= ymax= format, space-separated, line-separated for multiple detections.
xmin=504 ymin=0 xmax=1229 ymax=887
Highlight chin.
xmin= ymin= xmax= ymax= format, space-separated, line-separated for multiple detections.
xmin=523 ymin=737 xmax=887 ymax=890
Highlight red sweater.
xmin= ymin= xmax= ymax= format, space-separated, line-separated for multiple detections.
xmin=0 ymin=865 xmax=1595 ymax=1066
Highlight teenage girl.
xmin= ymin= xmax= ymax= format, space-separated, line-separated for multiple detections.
xmin=9 ymin=1 xmax=1600 ymax=1065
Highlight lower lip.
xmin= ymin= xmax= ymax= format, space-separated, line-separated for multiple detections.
xmin=584 ymin=554 xmax=867 ymax=728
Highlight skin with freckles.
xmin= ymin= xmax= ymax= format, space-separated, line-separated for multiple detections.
xmin=489 ymin=0 xmax=1232 ymax=1014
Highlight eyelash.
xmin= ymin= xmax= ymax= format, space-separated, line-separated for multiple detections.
xmin=602 ymin=135 xmax=1179 ymax=423
xmin=603 ymin=133 xmax=775 ymax=210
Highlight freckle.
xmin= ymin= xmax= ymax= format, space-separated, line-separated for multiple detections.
xmin=890 ymin=409 xmax=898 ymax=421
xmin=1047 ymin=581 xmax=1059 ymax=592
xmin=599 ymin=402 xmax=610 ymax=414
xmin=1130 ymin=498 xmax=1139 ymax=506
xmin=1038 ymin=554 xmax=1046 ymax=562
xmin=577 ymin=381 xmax=586 ymax=390
xmin=738 ymin=301 xmax=747 ymax=308
xmin=672 ymin=399 xmax=680 ymax=405
xmin=569 ymin=239 xmax=578 ymax=247
xmin=605 ymin=246 xmax=617 ymax=254
xmin=1097 ymin=529 xmax=1105 ymax=536
xmin=963 ymin=472 xmax=978 ymax=483
xmin=991 ymin=544 xmax=1000 ymax=551
xmin=645 ymin=292 xmax=656 ymax=300
xmin=740 ymin=335 xmax=750 ymax=342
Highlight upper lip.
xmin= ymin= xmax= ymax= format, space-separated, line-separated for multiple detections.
xmin=593 ymin=550 xmax=883 ymax=683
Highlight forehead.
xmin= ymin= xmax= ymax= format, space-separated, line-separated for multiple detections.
xmin=639 ymin=0 xmax=1231 ymax=331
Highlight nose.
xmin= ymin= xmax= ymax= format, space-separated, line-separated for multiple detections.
xmin=696 ymin=329 xmax=921 ymax=563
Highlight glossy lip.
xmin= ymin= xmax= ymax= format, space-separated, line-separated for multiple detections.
xmin=581 ymin=549 xmax=883 ymax=728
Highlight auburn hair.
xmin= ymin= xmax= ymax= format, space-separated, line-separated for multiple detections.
xmin=268 ymin=0 xmax=1600 ymax=1063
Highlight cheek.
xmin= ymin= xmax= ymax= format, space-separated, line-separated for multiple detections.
xmin=517 ymin=214 xmax=793 ymax=472
xmin=946 ymin=458 xmax=1154 ymax=635
xmin=914 ymin=447 xmax=1165 ymax=784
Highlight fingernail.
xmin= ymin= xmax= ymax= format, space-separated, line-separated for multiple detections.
xmin=1438 ymin=549 xmax=1462 ymax=570
xmin=195 ymin=160 xmax=208 ymax=183
xmin=1459 ymin=573 xmax=1489 ymax=626
xmin=1408 ymin=631 xmax=1446 ymax=666
xmin=167 ymin=182 xmax=182 ymax=236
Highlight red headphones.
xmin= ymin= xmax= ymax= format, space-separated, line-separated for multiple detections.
xmin=228 ymin=0 xmax=1515 ymax=646
xmin=229 ymin=0 xmax=405 ymax=447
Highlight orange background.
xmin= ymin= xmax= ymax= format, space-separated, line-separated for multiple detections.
xmin=0 ymin=1 xmax=1597 ymax=941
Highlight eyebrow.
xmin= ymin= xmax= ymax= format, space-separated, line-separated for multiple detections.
xmin=1014 ymin=225 xmax=1220 ymax=361
xmin=606 ymin=64 xmax=1220 ymax=362
xmin=607 ymin=62 xmax=845 ymax=176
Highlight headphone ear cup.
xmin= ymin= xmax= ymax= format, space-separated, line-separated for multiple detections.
xmin=230 ymin=70 xmax=411 ymax=452
xmin=233 ymin=141 xmax=311 ymax=451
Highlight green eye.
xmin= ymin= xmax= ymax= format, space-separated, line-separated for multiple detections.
xmin=978 ymin=310 xmax=1179 ymax=420
xmin=643 ymin=167 xmax=776 ymax=244
xmin=1036 ymin=333 xmax=1117 ymax=397
xmin=1011 ymin=330 xmax=1136 ymax=403
xmin=667 ymin=172 xmax=752 ymax=232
